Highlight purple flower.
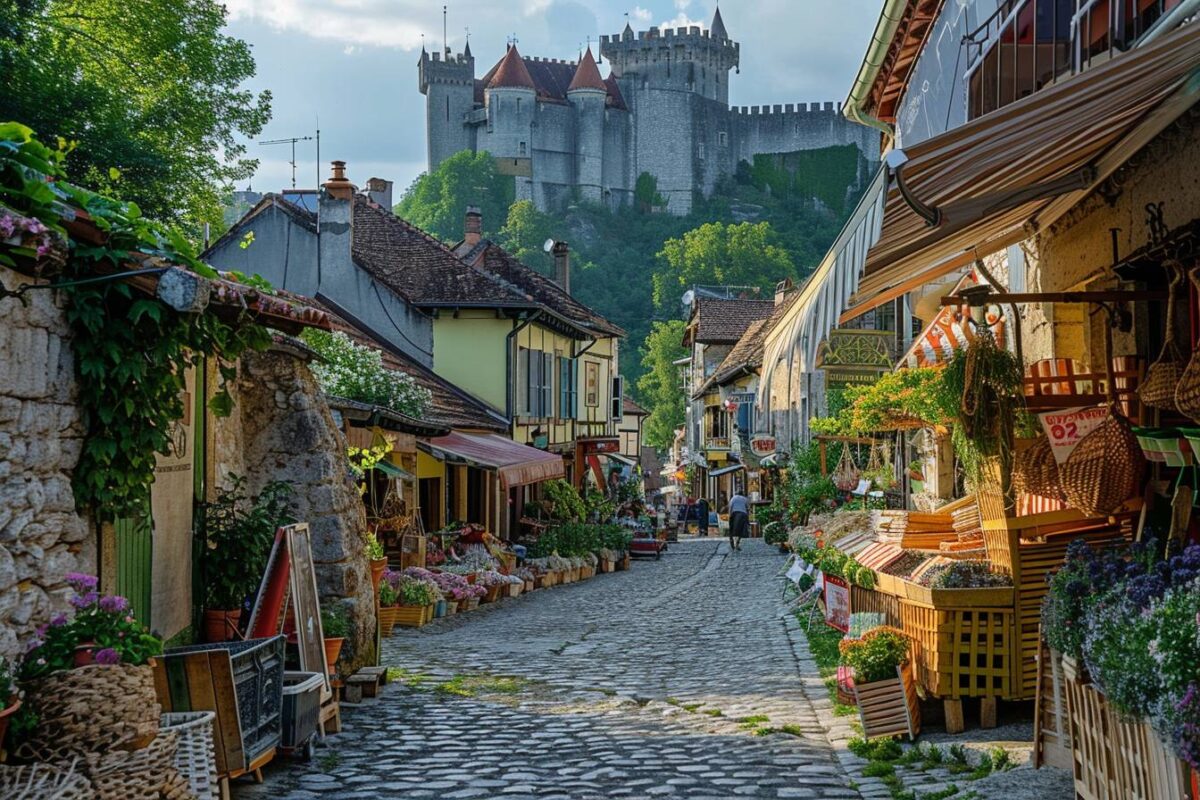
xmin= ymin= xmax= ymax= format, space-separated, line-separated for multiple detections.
xmin=98 ymin=595 xmax=129 ymax=613
xmin=65 ymin=573 xmax=99 ymax=593
xmin=50 ymin=612 xmax=68 ymax=627
xmin=34 ymin=624 xmax=48 ymax=638
xmin=0 ymin=215 xmax=15 ymax=238
xmin=94 ymin=648 xmax=121 ymax=666
xmin=69 ymin=591 xmax=98 ymax=609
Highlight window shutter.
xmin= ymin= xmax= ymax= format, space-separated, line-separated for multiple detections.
xmin=541 ymin=352 xmax=553 ymax=417
xmin=611 ymin=375 xmax=623 ymax=421
xmin=517 ymin=348 xmax=529 ymax=415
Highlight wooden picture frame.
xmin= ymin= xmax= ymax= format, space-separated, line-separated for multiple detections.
xmin=585 ymin=361 xmax=599 ymax=407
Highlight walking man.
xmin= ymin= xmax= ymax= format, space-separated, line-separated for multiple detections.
xmin=696 ymin=497 xmax=710 ymax=538
xmin=726 ymin=490 xmax=749 ymax=551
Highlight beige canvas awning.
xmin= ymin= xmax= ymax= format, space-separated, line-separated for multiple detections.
xmin=842 ymin=23 xmax=1200 ymax=321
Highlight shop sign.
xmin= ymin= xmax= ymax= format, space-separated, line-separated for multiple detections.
xmin=749 ymin=435 xmax=777 ymax=458
xmin=1038 ymin=406 xmax=1111 ymax=464
xmin=582 ymin=439 xmax=620 ymax=455
xmin=823 ymin=574 xmax=851 ymax=632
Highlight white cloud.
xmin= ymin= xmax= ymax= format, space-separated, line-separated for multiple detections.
xmin=658 ymin=12 xmax=704 ymax=30
xmin=630 ymin=6 xmax=652 ymax=23
xmin=674 ymin=0 xmax=691 ymax=9
xmin=224 ymin=0 xmax=429 ymax=49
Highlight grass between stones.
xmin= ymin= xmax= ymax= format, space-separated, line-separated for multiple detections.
xmin=847 ymin=737 xmax=1015 ymax=800
xmin=387 ymin=668 xmax=530 ymax=698
xmin=794 ymin=611 xmax=857 ymax=717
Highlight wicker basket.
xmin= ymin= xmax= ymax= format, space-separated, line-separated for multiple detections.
xmin=18 ymin=663 xmax=161 ymax=762
xmin=1013 ymin=436 xmax=1065 ymax=502
xmin=83 ymin=725 xmax=185 ymax=800
xmin=1138 ymin=268 xmax=1185 ymax=411
xmin=0 ymin=762 xmax=92 ymax=799
xmin=1058 ymin=407 xmax=1144 ymax=517
xmin=162 ymin=711 xmax=219 ymax=800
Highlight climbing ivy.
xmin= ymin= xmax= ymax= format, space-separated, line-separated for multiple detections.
xmin=1 ymin=124 xmax=272 ymax=520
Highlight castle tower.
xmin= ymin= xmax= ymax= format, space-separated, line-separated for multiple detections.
xmin=484 ymin=45 xmax=536 ymax=171
xmin=419 ymin=44 xmax=475 ymax=170
xmin=568 ymin=48 xmax=607 ymax=203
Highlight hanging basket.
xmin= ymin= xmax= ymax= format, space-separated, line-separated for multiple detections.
xmin=1138 ymin=267 xmax=1185 ymax=411
xmin=17 ymin=663 xmax=161 ymax=763
xmin=833 ymin=443 xmax=860 ymax=492
xmin=1013 ymin=436 xmax=1065 ymax=501
xmin=1058 ymin=407 xmax=1145 ymax=517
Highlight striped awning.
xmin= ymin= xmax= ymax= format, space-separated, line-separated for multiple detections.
xmin=843 ymin=23 xmax=1200 ymax=320
xmin=425 ymin=432 xmax=564 ymax=490
xmin=900 ymin=270 xmax=1005 ymax=368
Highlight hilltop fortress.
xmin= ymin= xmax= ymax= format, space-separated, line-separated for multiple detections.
xmin=419 ymin=8 xmax=878 ymax=215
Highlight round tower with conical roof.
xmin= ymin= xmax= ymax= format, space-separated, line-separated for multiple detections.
xmin=484 ymin=44 xmax=537 ymax=190
xmin=568 ymin=48 xmax=607 ymax=203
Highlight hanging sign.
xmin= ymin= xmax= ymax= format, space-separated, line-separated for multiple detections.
xmin=749 ymin=435 xmax=777 ymax=458
xmin=823 ymin=574 xmax=851 ymax=632
xmin=1038 ymin=406 xmax=1111 ymax=464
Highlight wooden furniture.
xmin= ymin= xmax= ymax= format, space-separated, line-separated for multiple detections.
xmin=853 ymin=663 xmax=921 ymax=741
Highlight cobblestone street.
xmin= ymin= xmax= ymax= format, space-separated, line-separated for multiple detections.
xmin=236 ymin=539 xmax=860 ymax=799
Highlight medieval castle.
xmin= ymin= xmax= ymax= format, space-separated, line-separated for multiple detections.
xmin=419 ymin=8 xmax=878 ymax=215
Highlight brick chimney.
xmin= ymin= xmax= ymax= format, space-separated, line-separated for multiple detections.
xmin=552 ymin=241 xmax=570 ymax=294
xmin=463 ymin=206 xmax=482 ymax=247
xmin=319 ymin=161 xmax=355 ymax=287
xmin=364 ymin=176 xmax=393 ymax=210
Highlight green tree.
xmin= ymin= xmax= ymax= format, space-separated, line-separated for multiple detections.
xmin=0 ymin=0 xmax=272 ymax=236
xmin=652 ymin=221 xmax=795 ymax=310
xmin=634 ymin=172 xmax=666 ymax=212
xmin=395 ymin=151 xmax=514 ymax=241
xmin=497 ymin=200 xmax=557 ymax=275
xmin=638 ymin=320 xmax=688 ymax=449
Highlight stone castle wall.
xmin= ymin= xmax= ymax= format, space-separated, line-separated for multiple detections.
xmin=0 ymin=269 xmax=93 ymax=660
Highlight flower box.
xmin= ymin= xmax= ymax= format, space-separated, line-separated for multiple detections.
xmin=482 ymin=584 xmax=503 ymax=604
xmin=444 ymin=600 xmax=458 ymax=616
xmin=507 ymin=583 xmax=522 ymax=598
xmin=378 ymin=607 xmax=400 ymax=637
xmin=853 ymin=662 xmax=921 ymax=741
xmin=394 ymin=605 xmax=429 ymax=628
xmin=459 ymin=596 xmax=479 ymax=612
xmin=899 ymin=580 xmax=1014 ymax=609
xmin=523 ymin=579 xmax=534 ymax=593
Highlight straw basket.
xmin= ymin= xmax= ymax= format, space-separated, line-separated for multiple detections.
xmin=1058 ymin=408 xmax=1145 ymax=517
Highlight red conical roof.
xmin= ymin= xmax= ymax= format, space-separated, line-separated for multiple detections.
xmin=487 ymin=44 xmax=536 ymax=90
xmin=568 ymin=47 xmax=606 ymax=93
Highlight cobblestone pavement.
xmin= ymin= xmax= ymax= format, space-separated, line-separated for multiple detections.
xmin=236 ymin=539 xmax=861 ymax=799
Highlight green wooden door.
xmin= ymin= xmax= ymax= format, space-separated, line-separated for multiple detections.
xmin=114 ymin=509 xmax=153 ymax=626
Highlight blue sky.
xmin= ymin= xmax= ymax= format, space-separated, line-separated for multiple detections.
xmin=225 ymin=0 xmax=882 ymax=195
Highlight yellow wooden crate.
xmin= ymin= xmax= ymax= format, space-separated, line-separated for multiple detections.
xmin=899 ymin=600 xmax=1015 ymax=700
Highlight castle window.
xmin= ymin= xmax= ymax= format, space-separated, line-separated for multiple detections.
xmin=698 ymin=143 xmax=706 ymax=160
xmin=718 ymin=131 xmax=727 ymax=147
xmin=445 ymin=97 xmax=450 ymax=121
xmin=519 ymin=141 xmax=527 ymax=156
xmin=516 ymin=97 xmax=522 ymax=112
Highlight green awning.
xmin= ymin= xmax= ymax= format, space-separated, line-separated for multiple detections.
xmin=371 ymin=461 xmax=415 ymax=481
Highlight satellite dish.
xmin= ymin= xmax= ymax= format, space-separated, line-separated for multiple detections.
xmin=681 ymin=289 xmax=695 ymax=307
xmin=543 ymin=238 xmax=556 ymax=253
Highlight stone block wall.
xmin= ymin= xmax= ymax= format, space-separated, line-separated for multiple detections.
xmin=219 ymin=344 xmax=376 ymax=672
xmin=0 ymin=269 xmax=93 ymax=660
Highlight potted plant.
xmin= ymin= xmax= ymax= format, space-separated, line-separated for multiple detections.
xmin=395 ymin=576 xmax=437 ymax=627
xmin=320 ymin=605 xmax=348 ymax=673
xmin=0 ymin=657 xmax=20 ymax=747
xmin=366 ymin=530 xmax=388 ymax=593
xmin=840 ymin=626 xmax=920 ymax=741
xmin=378 ymin=570 xmax=402 ymax=636
xmin=199 ymin=477 xmax=292 ymax=641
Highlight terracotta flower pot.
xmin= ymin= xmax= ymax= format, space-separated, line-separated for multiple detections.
xmin=203 ymin=608 xmax=242 ymax=642
xmin=370 ymin=557 xmax=388 ymax=593
xmin=323 ymin=637 xmax=345 ymax=673
xmin=0 ymin=697 xmax=21 ymax=746
xmin=73 ymin=642 xmax=98 ymax=668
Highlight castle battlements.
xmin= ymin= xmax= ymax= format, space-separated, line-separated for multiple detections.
xmin=731 ymin=102 xmax=843 ymax=116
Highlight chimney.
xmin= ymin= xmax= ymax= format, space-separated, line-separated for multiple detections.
xmin=464 ymin=206 xmax=482 ymax=247
xmin=774 ymin=277 xmax=795 ymax=306
xmin=365 ymin=177 xmax=393 ymax=210
xmin=319 ymin=160 xmax=355 ymax=286
xmin=552 ymin=241 xmax=570 ymax=294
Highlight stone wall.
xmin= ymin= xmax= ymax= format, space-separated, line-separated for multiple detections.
xmin=0 ymin=269 xmax=93 ymax=660
xmin=218 ymin=343 xmax=376 ymax=671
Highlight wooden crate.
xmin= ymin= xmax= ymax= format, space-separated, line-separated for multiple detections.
xmin=854 ymin=663 xmax=921 ymax=741
xmin=899 ymin=600 xmax=1014 ymax=699
xmin=393 ymin=605 xmax=428 ymax=628
xmin=851 ymin=585 xmax=900 ymax=627
xmin=983 ymin=503 xmax=1138 ymax=699
xmin=1034 ymin=641 xmax=1073 ymax=771
xmin=399 ymin=534 xmax=426 ymax=571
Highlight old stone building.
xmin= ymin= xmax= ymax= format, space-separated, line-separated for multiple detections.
xmin=420 ymin=8 xmax=878 ymax=215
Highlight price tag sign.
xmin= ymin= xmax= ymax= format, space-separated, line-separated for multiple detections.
xmin=1038 ymin=406 xmax=1110 ymax=464
xmin=823 ymin=574 xmax=851 ymax=632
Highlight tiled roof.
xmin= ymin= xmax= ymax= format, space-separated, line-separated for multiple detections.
xmin=321 ymin=302 xmax=509 ymax=433
xmin=623 ymin=396 xmax=648 ymax=416
xmin=477 ymin=52 xmax=628 ymax=109
xmin=569 ymin=48 xmax=607 ymax=92
xmin=456 ymin=239 xmax=625 ymax=337
xmin=351 ymin=200 xmax=532 ymax=306
xmin=486 ymin=45 xmax=536 ymax=90
xmin=709 ymin=320 xmax=768 ymax=387
xmin=691 ymin=297 xmax=775 ymax=344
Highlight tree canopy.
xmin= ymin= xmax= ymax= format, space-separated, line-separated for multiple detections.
xmin=395 ymin=151 xmax=514 ymax=242
xmin=652 ymin=221 xmax=796 ymax=311
xmin=0 ymin=0 xmax=272 ymax=236
xmin=638 ymin=320 xmax=688 ymax=449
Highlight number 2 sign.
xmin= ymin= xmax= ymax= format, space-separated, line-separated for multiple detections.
xmin=1038 ymin=406 xmax=1111 ymax=464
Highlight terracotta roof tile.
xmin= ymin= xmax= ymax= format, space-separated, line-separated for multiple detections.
xmin=487 ymin=45 xmax=536 ymax=90
xmin=690 ymin=297 xmax=774 ymax=344
xmin=568 ymin=48 xmax=607 ymax=92
xmin=477 ymin=51 xmax=627 ymax=109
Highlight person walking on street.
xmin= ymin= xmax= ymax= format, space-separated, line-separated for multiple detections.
xmin=726 ymin=490 xmax=749 ymax=551
xmin=696 ymin=497 xmax=709 ymax=538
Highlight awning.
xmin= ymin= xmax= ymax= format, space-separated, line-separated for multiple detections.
xmin=709 ymin=463 xmax=745 ymax=478
xmin=371 ymin=461 xmax=415 ymax=481
xmin=605 ymin=453 xmax=638 ymax=468
xmin=425 ymin=432 xmax=564 ymax=490
xmin=843 ymin=23 xmax=1200 ymax=321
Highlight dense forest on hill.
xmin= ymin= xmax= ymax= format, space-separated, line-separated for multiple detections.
xmin=396 ymin=146 xmax=872 ymax=424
